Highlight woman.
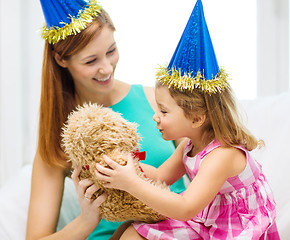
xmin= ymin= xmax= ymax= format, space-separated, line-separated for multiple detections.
xmin=26 ymin=1 xmax=185 ymax=239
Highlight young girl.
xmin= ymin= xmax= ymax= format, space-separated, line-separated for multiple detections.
xmin=95 ymin=0 xmax=279 ymax=239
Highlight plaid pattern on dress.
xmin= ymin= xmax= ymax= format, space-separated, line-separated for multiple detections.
xmin=133 ymin=140 xmax=280 ymax=239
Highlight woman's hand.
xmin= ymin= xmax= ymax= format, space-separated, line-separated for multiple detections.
xmin=71 ymin=166 xmax=107 ymax=227
xmin=95 ymin=155 xmax=138 ymax=192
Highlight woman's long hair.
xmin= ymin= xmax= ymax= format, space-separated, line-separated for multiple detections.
xmin=157 ymin=82 xmax=263 ymax=151
xmin=38 ymin=9 xmax=115 ymax=168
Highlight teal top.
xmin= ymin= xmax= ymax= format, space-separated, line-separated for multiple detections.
xmin=88 ymin=85 xmax=186 ymax=240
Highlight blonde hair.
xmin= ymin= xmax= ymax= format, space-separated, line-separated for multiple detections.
xmin=38 ymin=9 xmax=115 ymax=168
xmin=156 ymin=82 xmax=263 ymax=151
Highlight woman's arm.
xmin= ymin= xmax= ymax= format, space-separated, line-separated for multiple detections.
xmin=26 ymin=149 xmax=106 ymax=240
xmin=95 ymin=146 xmax=245 ymax=221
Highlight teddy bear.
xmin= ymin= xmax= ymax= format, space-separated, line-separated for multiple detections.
xmin=62 ymin=103 xmax=169 ymax=223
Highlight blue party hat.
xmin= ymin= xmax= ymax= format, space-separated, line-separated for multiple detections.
xmin=157 ymin=0 xmax=228 ymax=94
xmin=40 ymin=0 xmax=102 ymax=44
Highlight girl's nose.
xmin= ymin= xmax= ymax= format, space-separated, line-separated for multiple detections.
xmin=153 ymin=112 xmax=160 ymax=123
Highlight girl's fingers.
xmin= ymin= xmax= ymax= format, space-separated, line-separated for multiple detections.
xmin=95 ymin=162 xmax=114 ymax=176
xmin=102 ymin=155 xmax=119 ymax=169
xmin=94 ymin=168 xmax=111 ymax=183
xmin=127 ymin=154 xmax=134 ymax=166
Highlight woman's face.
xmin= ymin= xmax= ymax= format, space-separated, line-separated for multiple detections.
xmin=59 ymin=25 xmax=119 ymax=100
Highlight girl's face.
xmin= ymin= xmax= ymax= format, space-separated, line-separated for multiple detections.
xmin=57 ymin=25 xmax=119 ymax=100
xmin=153 ymin=86 xmax=193 ymax=141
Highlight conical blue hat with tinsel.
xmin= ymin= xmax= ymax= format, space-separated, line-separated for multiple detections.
xmin=40 ymin=0 xmax=102 ymax=44
xmin=157 ymin=0 xmax=228 ymax=94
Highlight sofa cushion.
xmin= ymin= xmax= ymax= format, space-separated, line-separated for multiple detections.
xmin=240 ymin=92 xmax=290 ymax=239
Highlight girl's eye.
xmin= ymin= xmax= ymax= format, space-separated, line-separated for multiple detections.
xmin=161 ymin=110 xmax=167 ymax=114
xmin=85 ymin=59 xmax=96 ymax=65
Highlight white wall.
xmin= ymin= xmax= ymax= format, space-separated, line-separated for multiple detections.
xmin=257 ymin=0 xmax=289 ymax=96
xmin=0 ymin=0 xmax=43 ymax=186
xmin=106 ymin=0 xmax=259 ymax=100
xmin=0 ymin=0 xmax=23 ymax=185
xmin=0 ymin=0 xmax=289 ymax=186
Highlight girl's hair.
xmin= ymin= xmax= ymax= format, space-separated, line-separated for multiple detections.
xmin=156 ymin=82 xmax=263 ymax=151
xmin=38 ymin=9 xmax=115 ymax=168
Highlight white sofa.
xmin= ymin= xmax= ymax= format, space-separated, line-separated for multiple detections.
xmin=0 ymin=92 xmax=289 ymax=239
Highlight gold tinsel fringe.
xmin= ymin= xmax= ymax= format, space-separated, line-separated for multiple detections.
xmin=41 ymin=0 xmax=102 ymax=44
xmin=156 ymin=66 xmax=230 ymax=94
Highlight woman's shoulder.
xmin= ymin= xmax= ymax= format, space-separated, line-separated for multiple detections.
xmin=115 ymin=83 xmax=157 ymax=112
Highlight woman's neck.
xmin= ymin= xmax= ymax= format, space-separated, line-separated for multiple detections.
xmin=74 ymin=80 xmax=130 ymax=107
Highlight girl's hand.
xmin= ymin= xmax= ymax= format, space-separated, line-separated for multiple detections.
xmin=71 ymin=166 xmax=107 ymax=226
xmin=95 ymin=155 xmax=138 ymax=191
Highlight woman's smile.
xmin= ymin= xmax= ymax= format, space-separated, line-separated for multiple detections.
xmin=92 ymin=74 xmax=112 ymax=85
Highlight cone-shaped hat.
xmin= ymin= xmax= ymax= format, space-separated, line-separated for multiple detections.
xmin=157 ymin=0 xmax=228 ymax=94
xmin=40 ymin=0 xmax=102 ymax=44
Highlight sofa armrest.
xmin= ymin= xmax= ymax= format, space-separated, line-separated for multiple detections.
xmin=0 ymin=165 xmax=80 ymax=239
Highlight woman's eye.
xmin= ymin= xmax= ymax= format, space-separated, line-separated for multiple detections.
xmin=161 ymin=110 xmax=167 ymax=114
xmin=107 ymin=48 xmax=116 ymax=55
xmin=85 ymin=59 xmax=96 ymax=64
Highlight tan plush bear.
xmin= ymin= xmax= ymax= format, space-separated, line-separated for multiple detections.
xmin=62 ymin=103 xmax=169 ymax=223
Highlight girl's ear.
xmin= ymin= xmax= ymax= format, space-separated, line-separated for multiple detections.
xmin=54 ymin=52 xmax=68 ymax=68
xmin=192 ymin=114 xmax=206 ymax=128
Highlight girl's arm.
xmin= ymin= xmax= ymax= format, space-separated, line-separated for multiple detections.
xmin=139 ymin=138 xmax=188 ymax=183
xmin=95 ymin=146 xmax=246 ymax=221
xmin=26 ymin=148 xmax=106 ymax=240
xmin=155 ymin=138 xmax=188 ymax=185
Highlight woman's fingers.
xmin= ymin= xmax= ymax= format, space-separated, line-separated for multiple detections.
xmin=71 ymin=165 xmax=81 ymax=183
xmin=78 ymin=179 xmax=95 ymax=195
xmin=72 ymin=164 xmax=108 ymax=199
xmin=92 ymin=192 xmax=107 ymax=208
xmin=84 ymin=183 xmax=101 ymax=199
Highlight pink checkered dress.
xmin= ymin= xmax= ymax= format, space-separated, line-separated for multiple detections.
xmin=133 ymin=140 xmax=280 ymax=239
